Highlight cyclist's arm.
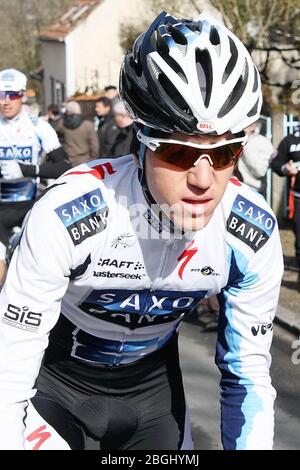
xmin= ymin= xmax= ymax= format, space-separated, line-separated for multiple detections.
xmin=36 ymin=119 xmax=61 ymax=154
xmin=216 ymin=224 xmax=283 ymax=449
xmin=0 ymin=197 xmax=72 ymax=449
xmin=19 ymin=147 xmax=71 ymax=179
xmin=270 ymin=137 xmax=290 ymax=176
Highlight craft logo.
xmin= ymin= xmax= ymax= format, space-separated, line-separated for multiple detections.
xmin=93 ymin=258 xmax=145 ymax=280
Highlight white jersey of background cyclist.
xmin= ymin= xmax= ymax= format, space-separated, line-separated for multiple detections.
xmin=0 ymin=156 xmax=283 ymax=449
xmin=0 ymin=111 xmax=60 ymax=201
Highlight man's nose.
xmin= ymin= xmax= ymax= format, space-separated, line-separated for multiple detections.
xmin=187 ymin=155 xmax=213 ymax=189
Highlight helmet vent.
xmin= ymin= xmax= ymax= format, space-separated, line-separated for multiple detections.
xmin=247 ymin=98 xmax=259 ymax=117
xmin=150 ymin=49 xmax=188 ymax=84
xmin=148 ymin=56 xmax=161 ymax=79
xmin=195 ymin=48 xmax=212 ymax=107
xmin=126 ymin=82 xmax=154 ymax=117
xmin=218 ymin=66 xmax=248 ymax=118
xmin=185 ymin=20 xmax=203 ymax=34
xmin=129 ymin=56 xmax=143 ymax=78
xmin=222 ymin=37 xmax=238 ymax=83
xmin=177 ymin=43 xmax=188 ymax=56
xmin=252 ymin=66 xmax=259 ymax=92
xmin=158 ymin=73 xmax=193 ymax=115
xmin=242 ymin=59 xmax=249 ymax=82
xmin=168 ymin=25 xmax=188 ymax=45
xmin=209 ymin=27 xmax=220 ymax=45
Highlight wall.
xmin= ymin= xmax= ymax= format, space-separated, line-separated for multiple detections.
xmin=42 ymin=40 xmax=66 ymax=109
xmin=66 ymin=0 xmax=146 ymax=95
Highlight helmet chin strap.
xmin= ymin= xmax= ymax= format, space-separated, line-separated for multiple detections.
xmin=137 ymin=126 xmax=180 ymax=235
xmin=136 ymin=125 xmax=150 ymax=190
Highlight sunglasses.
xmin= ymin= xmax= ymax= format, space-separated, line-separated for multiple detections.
xmin=0 ymin=91 xmax=23 ymax=102
xmin=137 ymin=130 xmax=247 ymax=170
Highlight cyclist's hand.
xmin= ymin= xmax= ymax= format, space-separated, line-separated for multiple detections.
xmin=0 ymin=160 xmax=23 ymax=179
xmin=283 ymin=160 xmax=299 ymax=176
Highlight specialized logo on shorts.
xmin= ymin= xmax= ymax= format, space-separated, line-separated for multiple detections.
xmin=2 ymin=304 xmax=42 ymax=332
xmin=26 ymin=425 xmax=51 ymax=450
xmin=0 ymin=146 xmax=32 ymax=160
xmin=227 ymin=195 xmax=275 ymax=252
xmin=78 ymin=289 xmax=207 ymax=329
xmin=55 ymin=188 xmax=109 ymax=245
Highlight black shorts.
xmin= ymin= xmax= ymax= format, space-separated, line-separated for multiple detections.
xmin=0 ymin=200 xmax=33 ymax=246
xmin=26 ymin=334 xmax=193 ymax=450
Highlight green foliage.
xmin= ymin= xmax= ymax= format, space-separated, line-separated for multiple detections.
xmin=119 ymin=0 xmax=300 ymax=99
xmin=119 ymin=0 xmax=196 ymax=53
xmin=209 ymin=0 xmax=300 ymax=49
xmin=0 ymin=0 xmax=73 ymax=73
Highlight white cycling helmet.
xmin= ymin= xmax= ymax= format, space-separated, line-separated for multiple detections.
xmin=120 ymin=11 xmax=262 ymax=135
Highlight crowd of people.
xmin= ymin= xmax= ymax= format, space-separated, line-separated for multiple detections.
xmin=0 ymin=9 xmax=299 ymax=451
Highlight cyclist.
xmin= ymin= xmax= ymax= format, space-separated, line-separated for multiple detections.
xmin=271 ymin=116 xmax=300 ymax=284
xmin=0 ymin=68 xmax=71 ymax=246
xmin=0 ymin=13 xmax=283 ymax=450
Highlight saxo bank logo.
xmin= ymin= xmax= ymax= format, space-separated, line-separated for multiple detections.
xmin=55 ymin=188 xmax=109 ymax=245
xmin=227 ymin=195 xmax=275 ymax=252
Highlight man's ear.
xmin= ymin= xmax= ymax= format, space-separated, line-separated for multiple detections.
xmin=132 ymin=153 xmax=142 ymax=168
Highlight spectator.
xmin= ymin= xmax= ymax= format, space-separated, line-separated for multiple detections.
xmin=95 ymin=97 xmax=119 ymax=157
xmin=111 ymin=100 xmax=134 ymax=157
xmin=58 ymin=101 xmax=99 ymax=167
xmin=271 ymin=116 xmax=300 ymax=283
xmin=238 ymin=121 xmax=274 ymax=197
xmin=103 ymin=85 xmax=119 ymax=105
xmin=0 ymin=68 xmax=70 ymax=247
xmin=45 ymin=104 xmax=63 ymax=135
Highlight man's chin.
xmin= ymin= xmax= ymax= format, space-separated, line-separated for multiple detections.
xmin=2 ymin=112 xmax=14 ymax=119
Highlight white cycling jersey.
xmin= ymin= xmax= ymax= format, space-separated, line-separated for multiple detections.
xmin=0 ymin=156 xmax=283 ymax=449
xmin=0 ymin=112 xmax=60 ymax=201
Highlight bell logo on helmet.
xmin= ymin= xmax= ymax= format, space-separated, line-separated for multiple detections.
xmin=197 ymin=122 xmax=214 ymax=131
